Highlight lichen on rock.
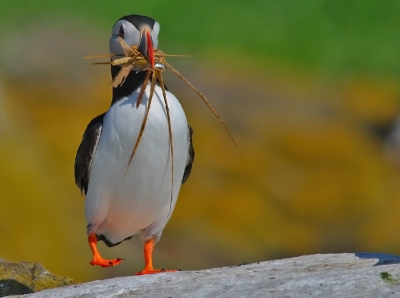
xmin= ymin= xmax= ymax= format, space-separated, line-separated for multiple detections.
xmin=0 ymin=259 xmax=77 ymax=297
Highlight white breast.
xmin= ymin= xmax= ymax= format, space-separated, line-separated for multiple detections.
xmin=85 ymin=84 xmax=189 ymax=244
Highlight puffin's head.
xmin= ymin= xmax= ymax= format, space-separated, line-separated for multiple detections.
xmin=110 ymin=15 xmax=160 ymax=68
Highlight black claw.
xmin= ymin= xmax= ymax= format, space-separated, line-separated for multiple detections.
xmin=109 ymin=261 xmax=113 ymax=265
xmin=178 ymin=269 xmax=182 ymax=271
xmin=117 ymin=258 xmax=123 ymax=261
xmin=161 ymin=268 xmax=166 ymax=272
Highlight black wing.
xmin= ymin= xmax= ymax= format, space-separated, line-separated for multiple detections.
xmin=182 ymin=125 xmax=195 ymax=184
xmin=74 ymin=113 xmax=105 ymax=195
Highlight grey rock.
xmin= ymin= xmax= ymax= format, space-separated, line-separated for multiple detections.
xmin=10 ymin=253 xmax=400 ymax=298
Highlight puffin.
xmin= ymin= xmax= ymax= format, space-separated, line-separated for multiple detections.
xmin=74 ymin=14 xmax=194 ymax=275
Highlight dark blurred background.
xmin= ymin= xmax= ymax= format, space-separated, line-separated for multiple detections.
xmin=1 ymin=0 xmax=400 ymax=282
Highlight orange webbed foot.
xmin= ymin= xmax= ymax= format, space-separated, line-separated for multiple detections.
xmin=135 ymin=238 xmax=177 ymax=275
xmin=90 ymin=255 xmax=124 ymax=268
xmin=88 ymin=233 xmax=123 ymax=268
xmin=135 ymin=268 xmax=176 ymax=275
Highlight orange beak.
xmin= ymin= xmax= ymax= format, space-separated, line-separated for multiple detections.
xmin=146 ymin=31 xmax=154 ymax=68
xmin=138 ymin=29 xmax=154 ymax=68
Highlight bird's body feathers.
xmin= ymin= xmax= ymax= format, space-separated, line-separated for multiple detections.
xmin=75 ymin=83 xmax=191 ymax=245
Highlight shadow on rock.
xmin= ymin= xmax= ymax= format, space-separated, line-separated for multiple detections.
xmin=355 ymin=252 xmax=400 ymax=266
xmin=0 ymin=279 xmax=34 ymax=297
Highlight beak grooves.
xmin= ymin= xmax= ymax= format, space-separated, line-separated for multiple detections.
xmin=145 ymin=30 xmax=154 ymax=68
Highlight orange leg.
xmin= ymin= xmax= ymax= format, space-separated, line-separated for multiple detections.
xmin=88 ymin=233 xmax=123 ymax=267
xmin=135 ymin=238 xmax=176 ymax=275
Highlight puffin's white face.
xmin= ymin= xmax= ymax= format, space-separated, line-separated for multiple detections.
xmin=109 ymin=16 xmax=160 ymax=65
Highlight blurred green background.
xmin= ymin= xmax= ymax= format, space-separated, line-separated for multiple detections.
xmin=1 ymin=0 xmax=400 ymax=282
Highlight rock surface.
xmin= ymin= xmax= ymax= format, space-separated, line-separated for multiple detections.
xmin=7 ymin=253 xmax=400 ymax=298
xmin=0 ymin=259 xmax=76 ymax=297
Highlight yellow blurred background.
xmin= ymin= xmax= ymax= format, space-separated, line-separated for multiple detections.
xmin=1 ymin=1 xmax=400 ymax=282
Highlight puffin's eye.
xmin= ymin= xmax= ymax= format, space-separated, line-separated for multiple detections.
xmin=119 ymin=25 xmax=124 ymax=38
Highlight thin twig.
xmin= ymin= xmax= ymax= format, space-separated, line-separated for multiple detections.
xmin=84 ymin=53 xmax=117 ymax=59
xmin=124 ymin=71 xmax=157 ymax=174
xmin=136 ymin=70 xmax=151 ymax=107
xmin=164 ymin=61 xmax=242 ymax=159
xmin=158 ymin=70 xmax=174 ymax=214
xmin=118 ymin=37 xmax=136 ymax=56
